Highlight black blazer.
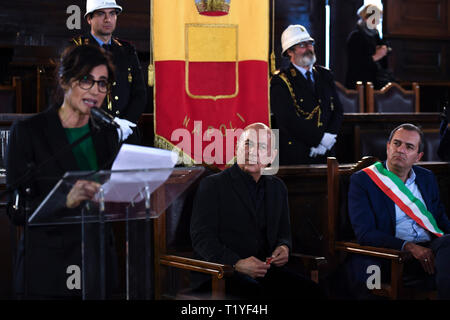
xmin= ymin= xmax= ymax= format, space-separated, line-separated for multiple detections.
xmin=270 ymin=64 xmax=343 ymax=165
xmin=190 ymin=164 xmax=292 ymax=266
xmin=6 ymin=107 xmax=119 ymax=297
xmin=345 ymin=25 xmax=388 ymax=89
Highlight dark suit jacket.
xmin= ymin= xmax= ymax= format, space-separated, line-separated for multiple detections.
xmin=347 ymin=163 xmax=450 ymax=284
xmin=190 ymin=164 xmax=292 ymax=266
xmin=270 ymin=64 xmax=343 ymax=165
xmin=6 ymin=107 xmax=119 ymax=297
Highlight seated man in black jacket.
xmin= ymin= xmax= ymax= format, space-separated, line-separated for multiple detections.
xmin=190 ymin=123 xmax=323 ymax=299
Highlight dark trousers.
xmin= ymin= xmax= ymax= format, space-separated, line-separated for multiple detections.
xmin=431 ymin=234 xmax=450 ymax=299
xmin=225 ymin=266 xmax=325 ymax=300
xmin=344 ymin=235 xmax=450 ymax=300
xmin=405 ymin=234 xmax=450 ymax=299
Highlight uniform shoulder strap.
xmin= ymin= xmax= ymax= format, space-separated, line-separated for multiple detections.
xmin=72 ymin=36 xmax=83 ymax=46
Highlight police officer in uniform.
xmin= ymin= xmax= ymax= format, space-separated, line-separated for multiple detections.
xmin=72 ymin=0 xmax=147 ymax=144
xmin=270 ymin=25 xmax=343 ymax=165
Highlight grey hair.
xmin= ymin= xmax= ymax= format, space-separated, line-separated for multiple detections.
xmin=388 ymin=123 xmax=424 ymax=153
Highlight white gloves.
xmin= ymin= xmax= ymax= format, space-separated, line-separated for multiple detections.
xmin=309 ymin=144 xmax=327 ymax=158
xmin=320 ymin=132 xmax=337 ymax=150
xmin=309 ymin=132 xmax=337 ymax=158
xmin=114 ymin=117 xmax=137 ymax=142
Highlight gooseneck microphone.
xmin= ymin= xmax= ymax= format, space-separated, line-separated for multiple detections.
xmin=90 ymin=107 xmax=120 ymax=128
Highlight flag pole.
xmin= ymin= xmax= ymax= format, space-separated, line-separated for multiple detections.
xmin=148 ymin=0 xmax=155 ymax=86
xmin=270 ymin=0 xmax=276 ymax=75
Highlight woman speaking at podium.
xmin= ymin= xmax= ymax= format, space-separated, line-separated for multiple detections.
xmin=6 ymin=44 xmax=119 ymax=299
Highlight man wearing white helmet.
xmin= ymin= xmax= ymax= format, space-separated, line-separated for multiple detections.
xmin=270 ymin=24 xmax=343 ymax=165
xmin=72 ymin=0 xmax=147 ymax=144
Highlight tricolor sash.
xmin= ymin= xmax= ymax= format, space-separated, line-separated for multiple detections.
xmin=363 ymin=162 xmax=444 ymax=237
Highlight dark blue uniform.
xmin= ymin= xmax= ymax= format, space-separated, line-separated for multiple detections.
xmin=270 ymin=64 xmax=343 ymax=165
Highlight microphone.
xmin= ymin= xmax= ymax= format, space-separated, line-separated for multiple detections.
xmin=90 ymin=107 xmax=120 ymax=128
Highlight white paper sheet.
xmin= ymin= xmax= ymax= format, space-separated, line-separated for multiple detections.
xmin=100 ymin=144 xmax=178 ymax=202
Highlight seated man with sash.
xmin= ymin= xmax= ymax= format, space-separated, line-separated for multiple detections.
xmin=348 ymin=123 xmax=450 ymax=299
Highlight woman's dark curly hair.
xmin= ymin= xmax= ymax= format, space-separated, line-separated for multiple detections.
xmin=52 ymin=44 xmax=115 ymax=106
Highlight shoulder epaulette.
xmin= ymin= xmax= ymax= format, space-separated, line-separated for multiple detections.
xmin=313 ymin=65 xmax=334 ymax=83
xmin=269 ymin=69 xmax=281 ymax=81
xmin=72 ymin=36 xmax=90 ymax=46
xmin=112 ymin=38 xmax=123 ymax=47
xmin=72 ymin=36 xmax=83 ymax=46
xmin=314 ymin=65 xmax=331 ymax=72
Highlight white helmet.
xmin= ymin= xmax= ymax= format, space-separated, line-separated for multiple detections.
xmin=85 ymin=0 xmax=123 ymax=18
xmin=281 ymin=25 xmax=314 ymax=56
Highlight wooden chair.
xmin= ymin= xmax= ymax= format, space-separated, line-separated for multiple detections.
xmin=154 ymin=166 xmax=327 ymax=300
xmin=152 ymin=167 xmax=230 ymax=299
xmin=0 ymin=77 xmax=22 ymax=113
xmin=353 ymin=127 xmax=388 ymax=162
xmin=327 ymin=156 xmax=436 ymax=299
xmin=366 ymin=82 xmax=420 ymax=113
xmin=335 ymin=81 xmax=364 ymax=113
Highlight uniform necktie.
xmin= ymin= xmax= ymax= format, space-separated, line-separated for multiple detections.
xmin=102 ymin=44 xmax=112 ymax=51
xmin=305 ymin=71 xmax=315 ymax=93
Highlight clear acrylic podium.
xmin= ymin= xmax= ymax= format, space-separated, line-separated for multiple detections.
xmin=28 ymin=167 xmax=205 ymax=299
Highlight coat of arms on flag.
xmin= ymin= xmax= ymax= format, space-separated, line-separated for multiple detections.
xmin=186 ymin=24 xmax=238 ymax=100
xmin=152 ymin=0 xmax=269 ymax=168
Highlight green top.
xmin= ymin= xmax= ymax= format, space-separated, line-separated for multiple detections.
xmin=64 ymin=124 xmax=98 ymax=171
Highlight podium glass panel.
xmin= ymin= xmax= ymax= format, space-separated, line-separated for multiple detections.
xmin=27 ymin=167 xmax=205 ymax=299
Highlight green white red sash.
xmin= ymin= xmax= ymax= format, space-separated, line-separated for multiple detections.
xmin=363 ymin=162 xmax=444 ymax=237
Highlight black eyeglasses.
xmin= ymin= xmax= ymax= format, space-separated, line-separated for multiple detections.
xmin=78 ymin=76 xmax=109 ymax=93
xmin=296 ymin=41 xmax=315 ymax=48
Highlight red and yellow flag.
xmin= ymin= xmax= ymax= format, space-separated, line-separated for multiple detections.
xmin=152 ymin=0 xmax=270 ymax=167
